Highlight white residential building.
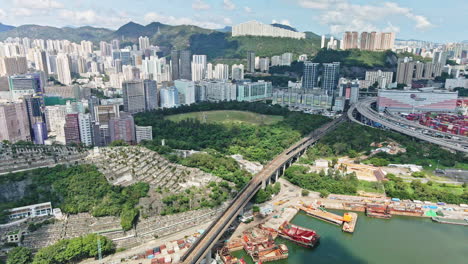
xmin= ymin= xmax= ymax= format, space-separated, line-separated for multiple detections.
xmin=213 ymin=64 xmax=229 ymax=80
xmin=231 ymin=64 xmax=244 ymax=80
xmin=191 ymin=55 xmax=207 ymax=81
xmin=232 ymin=21 xmax=305 ymax=39
xmin=56 ymin=53 xmax=72 ymax=85
xmin=365 ymin=70 xmax=394 ymax=88
xmin=175 ymin=80 xmax=196 ymax=105
xmin=78 ymin=113 xmax=93 ymax=146
xmin=45 ymin=105 xmax=67 ymax=144
xmin=138 ymin=36 xmax=150 ymax=51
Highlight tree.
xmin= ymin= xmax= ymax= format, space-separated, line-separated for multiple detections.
xmin=7 ymin=247 xmax=32 ymax=264
xmin=120 ymin=207 xmax=139 ymax=231
xmin=109 ymin=140 xmax=129 ymax=147
xmin=301 ymin=189 xmax=310 ymax=196
xmin=319 ymin=190 xmax=330 ymax=198
xmin=252 ymin=205 xmax=260 ymax=213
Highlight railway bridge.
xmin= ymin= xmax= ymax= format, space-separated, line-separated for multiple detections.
xmin=180 ymin=115 xmax=347 ymax=264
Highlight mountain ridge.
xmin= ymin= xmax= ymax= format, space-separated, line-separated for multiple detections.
xmin=0 ymin=22 xmax=322 ymax=61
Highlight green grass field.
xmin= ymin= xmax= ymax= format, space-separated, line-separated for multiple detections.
xmin=165 ymin=110 xmax=284 ymax=125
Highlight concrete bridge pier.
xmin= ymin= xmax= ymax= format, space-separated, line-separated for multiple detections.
xmin=204 ymin=251 xmax=212 ymax=264
xmin=275 ymin=169 xmax=279 ymax=182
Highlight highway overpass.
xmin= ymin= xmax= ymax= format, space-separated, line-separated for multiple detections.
xmin=180 ymin=115 xmax=346 ymax=264
xmin=350 ymin=98 xmax=468 ymax=153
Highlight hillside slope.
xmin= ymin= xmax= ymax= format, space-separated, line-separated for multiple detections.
xmin=0 ymin=23 xmax=15 ymax=33
xmin=189 ymin=33 xmax=321 ymax=60
xmin=0 ymin=25 xmax=113 ymax=42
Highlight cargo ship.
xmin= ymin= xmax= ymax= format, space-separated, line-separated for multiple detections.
xmin=278 ymin=221 xmax=320 ymax=248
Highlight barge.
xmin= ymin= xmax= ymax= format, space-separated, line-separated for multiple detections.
xmin=297 ymin=205 xmax=344 ymax=226
xmin=278 ymin=221 xmax=320 ymax=248
xmin=366 ymin=205 xmax=391 ymax=219
xmin=342 ymin=212 xmax=358 ymax=233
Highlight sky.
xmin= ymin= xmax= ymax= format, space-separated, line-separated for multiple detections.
xmin=0 ymin=0 xmax=466 ymax=43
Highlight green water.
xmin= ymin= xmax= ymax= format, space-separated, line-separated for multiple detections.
xmin=232 ymin=211 xmax=468 ymax=264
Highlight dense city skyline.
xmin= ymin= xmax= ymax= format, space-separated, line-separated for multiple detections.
xmin=0 ymin=0 xmax=466 ymax=43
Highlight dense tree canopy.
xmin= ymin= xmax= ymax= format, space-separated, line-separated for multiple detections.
xmin=31 ymin=234 xmax=114 ymax=264
xmin=316 ymin=123 xmax=468 ymax=170
xmin=384 ymin=175 xmax=468 ymax=204
xmin=0 ymin=165 xmax=149 ymax=228
xmin=6 ymin=247 xmax=32 ymax=264
xmin=135 ymin=101 xmax=330 ymax=164
xmin=284 ymin=165 xmax=359 ymax=195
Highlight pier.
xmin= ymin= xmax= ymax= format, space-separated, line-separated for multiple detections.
xmin=296 ymin=205 xmax=344 ymax=226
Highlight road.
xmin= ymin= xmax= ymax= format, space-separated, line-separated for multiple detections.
xmin=351 ymin=98 xmax=468 ymax=153
xmin=180 ymin=116 xmax=346 ymax=264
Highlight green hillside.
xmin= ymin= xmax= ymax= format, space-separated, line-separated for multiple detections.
xmin=189 ymin=33 xmax=321 ymax=61
xmin=313 ymin=49 xmax=398 ymax=68
xmin=153 ymin=24 xmax=215 ymax=50
xmin=0 ymin=25 xmax=113 ymax=42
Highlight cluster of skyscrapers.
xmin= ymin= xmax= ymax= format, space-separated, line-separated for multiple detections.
xmin=342 ymin=31 xmax=395 ymax=51
xmin=396 ymin=57 xmax=444 ymax=86
xmin=0 ymin=35 xmax=277 ymax=146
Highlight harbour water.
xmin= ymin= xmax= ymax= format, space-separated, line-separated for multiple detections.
xmin=232 ymin=210 xmax=468 ymax=264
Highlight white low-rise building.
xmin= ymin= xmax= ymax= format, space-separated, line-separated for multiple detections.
xmin=8 ymin=202 xmax=53 ymax=220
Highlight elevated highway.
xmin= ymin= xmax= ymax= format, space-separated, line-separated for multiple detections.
xmin=350 ymin=98 xmax=468 ymax=153
xmin=180 ymin=115 xmax=346 ymax=264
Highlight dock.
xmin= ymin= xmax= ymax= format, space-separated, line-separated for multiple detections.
xmin=342 ymin=212 xmax=358 ymax=233
xmin=297 ymin=206 xmax=344 ymax=226
xmin=432 ymin=217 xmax=468 ymax=226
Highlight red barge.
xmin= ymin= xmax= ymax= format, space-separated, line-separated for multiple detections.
xmin=278 ymin=221 xmax=320 ymax=248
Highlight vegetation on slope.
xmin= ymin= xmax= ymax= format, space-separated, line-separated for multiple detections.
xmin=397 ymin=52 xmax=432 ymax=62
xmin=284 ymin=165 xmax=359 ymax=196
xmin=159 ymin=181 xmax=232 ymax=215
xmin=384 ymin=174 xmax=468 ymax=204
xmin=0 ymin=25 xmax=112 ymax=42
xmin=307 ymin=123 xmax=468 ymax=170
xmin=6 ymin=247 xmax=32 ymax=264
xmin=0 ymin=165 xmax=149 ymax=229
xmin=32 ymin=234 xmax=114 ymax=264
xmin=312 ymin=49 xmax=397 ymax=68
xmin=189 ymin=34 xmax=321 ymax=60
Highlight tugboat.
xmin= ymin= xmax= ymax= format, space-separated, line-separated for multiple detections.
xmin=278 ymin=221 xmax=320 ymax=248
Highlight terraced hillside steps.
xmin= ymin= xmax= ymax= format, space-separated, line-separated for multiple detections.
xmin=87 ymin=146 xmax=220 ymax=190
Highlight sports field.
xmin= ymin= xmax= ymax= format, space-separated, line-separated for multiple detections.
xmin=165 ymin=110 xmax=283 ymax=125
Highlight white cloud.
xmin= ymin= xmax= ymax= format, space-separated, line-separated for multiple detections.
xmin=0 ymin=9 xmax=6 ymax=20
xmin=411 ymin=15 xmax=432 ymax=30
xmin=58 ymin=9 xmax=129 ymax=28
xmin=298 ymin=0 xmax=342 ymax=9
xmin=192 ymin=0 xmax=211 ymax=11
xmin=272 ymin=19 xmax=292 ymax=26
xmin=223 ymin=18 xmax=232 ymax=25
xmin=299 ymin=1 xmax=433 ymax=34
xmin=12 ymin=8 xmax=35 ymax=17
xmin=143 ymin=12 xmax=224 ymax=29
xmin=223 ymin=0 xmax=236 ymax=10
xmin=13 ymin=0 xmax=64 ymax=9
xmin=243 ymin=6 xmax=252 ymax=13
xmin=382 ymin=22 xmax=400 ymax=33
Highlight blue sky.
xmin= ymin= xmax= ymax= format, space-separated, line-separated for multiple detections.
xmin=0 ymin=0 xmax=466 ymax=42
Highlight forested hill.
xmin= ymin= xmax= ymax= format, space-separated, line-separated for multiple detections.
xmin=0 ymin=25 xmax=113 ymax=43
